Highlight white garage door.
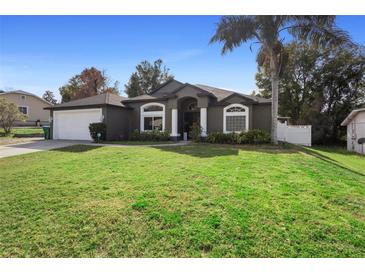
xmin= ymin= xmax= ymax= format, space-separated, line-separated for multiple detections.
xmin=53 ymin=108 xmax=102 ymax=140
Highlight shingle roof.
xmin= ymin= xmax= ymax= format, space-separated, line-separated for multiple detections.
xmin=122 ymin=94 xmax=166 ymax=102
xmin=195 ymin=84 xmax=271 ymax=103
xmin=0 ymin=90 xmax=54 ymax=105
xmin=122 ymin=79 xmax=185 ymax=102
xmin=121 ymin=80 xmax=271 ymax=104
xmin=47 ymin=93 xmax=127 ymax=109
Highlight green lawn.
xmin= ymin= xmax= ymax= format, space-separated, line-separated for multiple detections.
xmin=0 ymin=127 xmax=44 ymax=135
xmin=103 ymin=140 xmax=178 ymax=145
xmin=0 ymin=144 xmax=364 ymax=257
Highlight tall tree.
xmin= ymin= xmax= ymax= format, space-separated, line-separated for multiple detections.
xmin=125 ymin=59 xmax=174 ymax=97
xmin=42 ymin=90 xmax=57 ymax=104
xmin=210 ymin=16 xmax=352 ymax=144
xmin=256 ymin=42 xmax=321 ymax=123
xmin=59 ymin=67 xmax=119 ymax=103
xmin=256 ymin=42 xmax=365 ymax=144
xmin=59 ymin=75 xmax=81 ymax=103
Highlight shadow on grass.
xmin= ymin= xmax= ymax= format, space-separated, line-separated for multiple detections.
xmin=300 ymin=146 xmax=365 ymax=177
xmin=51 ymin=144 xmax=102 ymax=153
xmin=154 ymin=143 xmax=298 ymax=158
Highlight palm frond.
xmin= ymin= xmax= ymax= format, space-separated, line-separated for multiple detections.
xmin=210 ymin=16 xmax=259 ymax=55
xmin=288 ymin=16 xmax=355 ymax=48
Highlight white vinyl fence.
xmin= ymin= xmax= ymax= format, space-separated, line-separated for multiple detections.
xmin=277 ymin=121 xmax=312 ymax=146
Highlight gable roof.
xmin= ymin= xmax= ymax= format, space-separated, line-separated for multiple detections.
xmin=170 ymin=83 xmax=217 ymax=98
xmin=341 ymin=108 xmax=365 ymax=126
xmin=122 ymin=79 xmax=271 ymax=104
xmin=150 ymin=79 xmax=184 ymax=95
xmin=123 ymin=79 xmax=185 ymax=102
xmin=195 ymin=84 xmax=271 ymax=103
xmin=46 ymin=93 xmax=127 ymax=109
xmin=0 ymin=90 xmax=54 ymax=106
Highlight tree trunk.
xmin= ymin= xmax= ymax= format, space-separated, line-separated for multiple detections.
xmin=271 ymin=74 xmax=279 ymax=144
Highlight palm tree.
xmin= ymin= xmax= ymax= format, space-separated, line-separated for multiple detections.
xmin=210 ymin=16 xmax=352 ymax=144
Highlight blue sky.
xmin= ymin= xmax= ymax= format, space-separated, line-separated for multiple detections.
xmin=0 ymin=16 xmax=364 ymax=99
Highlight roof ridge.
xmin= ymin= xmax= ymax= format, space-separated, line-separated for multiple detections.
xmin=149 ymin=79 xmax=183 ymax=95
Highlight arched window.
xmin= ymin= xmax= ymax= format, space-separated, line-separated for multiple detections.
xmin=223 ymin=104 xmax=249 ymax=133
xmin=140 ymin=103 xmax=165 ymax=131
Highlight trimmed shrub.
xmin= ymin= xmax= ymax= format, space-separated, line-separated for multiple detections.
xmin=207 ymin=132 xmax=239 ymax=144
xmin=129 ymin=129 xmax=170 ymax=142
xmin=89 ymin=122 xmax=106 ymax=142
xmin=189 ymin=122 xmax=202 ymax=142
xmin=207 ymin=129 xmax=270 ymax=145
xmin=241 ymin=129 xmax=271 ymax=144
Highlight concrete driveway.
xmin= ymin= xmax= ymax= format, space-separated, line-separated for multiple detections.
xmin=0 ymin=139 xmax=190 ymax=159
xmin=0 ymin=140 xmax=90 ymax=159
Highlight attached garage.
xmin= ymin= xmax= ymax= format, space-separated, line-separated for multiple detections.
xmin=46 ymin=93 xmax=131 ymax=141
xmin=53 ymin=108 xmax=102 ymax=140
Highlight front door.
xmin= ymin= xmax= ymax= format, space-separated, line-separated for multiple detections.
xmin=183 ymin=112 xmax=200 ymax=139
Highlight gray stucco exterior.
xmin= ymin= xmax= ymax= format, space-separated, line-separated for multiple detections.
xmin=47 ymin=80 xmax=272 ymax=141
xmin=122 ymin=80 xmax=272 ymax=139
xmin=103 ymin=106 xmax=131 ymax=140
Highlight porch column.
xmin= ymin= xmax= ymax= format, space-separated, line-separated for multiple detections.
xmin=200 ymin=107 xmax=207 ymax=137
xmin=171 ymin=108 xmax=178 ymax=137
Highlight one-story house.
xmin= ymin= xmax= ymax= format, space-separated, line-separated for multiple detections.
xmin=341 ymin=108 xmax=365 ymax=154
xmin=46 ymin=79 xmax=272 ymax=141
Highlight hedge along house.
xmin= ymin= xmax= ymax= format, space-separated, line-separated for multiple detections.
xmin=47 ymin=79 xmax=272 ymax=141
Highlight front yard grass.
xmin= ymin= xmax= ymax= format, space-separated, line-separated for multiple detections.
xmin=0 ymin=127 xmax=44 ymax=136
xmin=103 ymin=140 xmax=178 ymax=146
xmin=0 ymin=144 xmax=364 ymax=257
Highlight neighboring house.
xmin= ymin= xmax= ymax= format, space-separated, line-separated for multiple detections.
xmin=46 ymin=79 xmax=272 ymax=141
xmin=341 ymin=108 xmax=365 ymax=154
xmin=0 ymin=90 xmax=53 ymax=126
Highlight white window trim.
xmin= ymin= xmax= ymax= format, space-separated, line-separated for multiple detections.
xmin=140 ymin=102 xmax=165 ymax=132
xmin=18 ymin=106 xmax=29 ymax=115
xmin=223 ymin=103 xmax=249 ymax=133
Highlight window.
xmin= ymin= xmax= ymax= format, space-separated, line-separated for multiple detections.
xmin=144 ymin=117 xmax=163 ymax=131
xmin=143 ymin=105 xmax=163 ymax=112
xmin=223 ymin=104 xmax=248 ymax=133
xmin=140 ymin=103 xmax=165 ymax=131
xmin=21 ymin=95 xmax=26 ymax=101
xmin=18 ymin=106 xmax=28 ymax=115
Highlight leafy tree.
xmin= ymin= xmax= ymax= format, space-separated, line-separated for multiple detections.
xmin=77 ymin=67 xmax=107 ymax=99
xmin=210 ymin=16 xmax=352 ymax=144
xmin=0 ymin=98 xmax=27 ymax=135
xmin=59 ymin=67 xmax=119 ymax=103
xmin=42 ymin=90 xmax=57 ymax=104
xmin=125 ymin=59 xmax=174 ymax=97
xmin=256 ymin=42 xmax=365 ymax=144
xmin=103 ymin=80 xmax=120 ymax=94
xmin=59 ymin=75 xmax=81 ymax=103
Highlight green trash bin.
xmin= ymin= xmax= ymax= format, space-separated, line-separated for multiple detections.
xmin=42 ymin=126 xmax=50 ymax=140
